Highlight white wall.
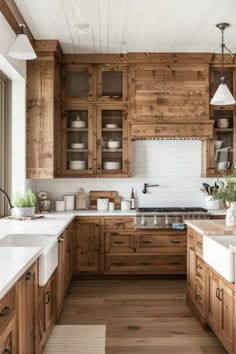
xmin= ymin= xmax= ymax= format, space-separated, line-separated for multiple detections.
xmin=31 ymin=140 xmax=217 ymax=209
xmin=0 ymin=12 xmax=26 ymax=195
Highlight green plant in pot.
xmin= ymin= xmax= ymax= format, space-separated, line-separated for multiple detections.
xmin=13 ymin=190 xmax=36 ymax=217
xmin=213 ymin=170 xmax=236 ymax=226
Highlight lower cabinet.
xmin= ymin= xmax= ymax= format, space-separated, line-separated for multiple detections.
xmin=206 ymin=266 xmax=234 ymax=353
xmin=38 ymin=271 xmax=56 ymax=354
xmin=18 ymin=262 xmax=38 ymax=354
xmin=56 ymin=229 xmax=68 ymax=316
xmin=76 ymin=218 xmax=100 ymax=274
xmin=0 ymin=286 xmax=17 ymax=354
xmin=104 ymin=230 xmax=187 ymax=274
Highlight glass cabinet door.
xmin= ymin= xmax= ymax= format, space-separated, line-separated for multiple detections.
xmin=61 ymin=105 xmax=94 ymax=175
xmin=96 ymin=105 xmax=128 ymax=175
xmin=96 ymin=66 xmax=128 ymax=102
xmin=62 ymin=65 xmax=94 ymax=101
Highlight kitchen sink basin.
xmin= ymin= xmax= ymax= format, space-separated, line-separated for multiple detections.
xmin=203 ymin=235 xmax=236 ymax=282
xmin=0 ymin=234 xmax=58 ymax=286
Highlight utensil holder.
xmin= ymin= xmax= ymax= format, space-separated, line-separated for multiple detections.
xmin=205 ymin=196 xmax=220 ymax=210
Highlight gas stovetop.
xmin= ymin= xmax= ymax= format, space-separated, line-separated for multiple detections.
xmin=138 ymin=207 xmax=207 ymax=213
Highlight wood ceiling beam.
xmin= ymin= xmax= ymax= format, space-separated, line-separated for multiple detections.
xmin=0 ymin=0 xmax=34 ymax=41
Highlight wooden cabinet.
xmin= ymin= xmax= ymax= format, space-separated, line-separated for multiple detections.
xmin=38 ymin=271 xmax=56 ymax=354
xmin=187 ymin=228 xmax=206 ymax=320
xmin=56 ymin=229 xmax=69 ymax=316
xmin=206 ymin=266 xmax=234 ymax=353
xmin=76 ymin=218 xmax=100 ymax=274
xmin=18 ymin=262 xmax=38 ymax=354
xmin=0 ymin=286 xmax=17 ymax=354
xmin=62 ymin=64 xmax=95 ymax=102
xmin=202 ymin=66 xmax=236 ymax=177
xmin=96 ymin=65 xmax=128 ymax=102
xmin=27 ymin=42 xmax=62 ymax=179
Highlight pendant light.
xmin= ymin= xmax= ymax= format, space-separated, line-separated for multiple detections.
xmin=8 ymin=24 xmax=37 ymax=60
xmin=210 ymin=23 xmax=235 ymax=106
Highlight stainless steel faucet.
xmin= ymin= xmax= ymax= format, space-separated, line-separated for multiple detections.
xmin=0 ymin=188 xmax=14 ymax=209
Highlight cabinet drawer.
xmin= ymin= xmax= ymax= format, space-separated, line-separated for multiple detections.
xmin=105 ymin=232 xmax=135 ymax=253
xmin=105 ymin=254 xmax=186 ymax=273
xmin=0 ymin=286 xmax=16 ymax=336
xmin=196 ymin=256 xmax=205 ymax=284
xmin=136 ymin=234 xmax=186 ymax=253
xmin=195 ymin=280 xmax=204 ymax=314
xmin=196 ymin=234 xmax=203 ymax=255
xmin=104 ymin=218 xmax=134 ymax=230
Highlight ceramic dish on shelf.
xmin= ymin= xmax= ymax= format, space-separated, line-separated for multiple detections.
xmin=216 ymin=119 xmax=229 ymax=128
xmin=105 ymin=123 xmax=118 ymax=128
xmin=107 ymin=141 xmax=120 ymax=149
xmin=70 ymin=143 xmax=86 ymax=149
xmin=69 ymin=160 xmax=86 ymax=170
xmin=103 ymin=161 xmax=121 ymax=170
xmin=214 ymin=140 xmax=223 ymax=149
xmin=71 ymin=120 xmax=86 ymax=128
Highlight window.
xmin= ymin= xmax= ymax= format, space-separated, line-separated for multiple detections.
xmin=0 ymin=73 xmax=8 ymax=216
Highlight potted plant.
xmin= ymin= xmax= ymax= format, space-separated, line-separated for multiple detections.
xmin=13 ymin=190 xmax=36 ymax=217
xmin=213 ymin=170 xmax=236 ymax=226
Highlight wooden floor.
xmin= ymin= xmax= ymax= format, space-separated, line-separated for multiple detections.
xmin=58 ymin=278 xmax=227 ymax=354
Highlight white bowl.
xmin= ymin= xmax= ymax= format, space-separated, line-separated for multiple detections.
xmin=107 ymin=141 xmax=120 ymax=149
xmin=214 ymin=140 xmax=223 ymax=149
xmin=70 ymin=143 xmax=85 ymax=149
xmin=106 ymin=124 xmax=118 ymax=128
xmin=103 ymin=161 xmax=121 ymax=170
xmin=71 ymin=121 xmax=86 ymax=128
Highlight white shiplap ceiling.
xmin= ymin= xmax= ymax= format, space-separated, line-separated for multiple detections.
xmin=15 ymin=0 xmax=236 ymax=54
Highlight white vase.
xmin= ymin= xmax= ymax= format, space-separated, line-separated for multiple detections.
xmin=226 ymin=202 xmax=236 ymax=226
xmin=205 ymin=196 xmax=220 ymax=210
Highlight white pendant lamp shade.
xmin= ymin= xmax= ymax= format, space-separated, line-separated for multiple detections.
xmin=8 ymin=34 xmax=37 ymax=60
xmin=210 ymin=82 xmax=236 ymax=106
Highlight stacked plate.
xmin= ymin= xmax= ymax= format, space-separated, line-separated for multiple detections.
xmin=103 ymin=161 xmax=121 ymax=170
xmin=70 ymin=143 xmax=85 ymax=149
xmin=71 ymin=120 xmax=87 ymax=128
xmin=69 ymin=160 xmax=87 ymax=170
xmin=105 ymin=123 xmax=118 ymax=128
xmin=216 ymin=119 xmax=229 ymax=128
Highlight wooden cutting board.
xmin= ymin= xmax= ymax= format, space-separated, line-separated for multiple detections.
xmin=5 ymin=215 xmax=45 ymax=221
xmin=89 ymin=191 xmax=121 ymax=210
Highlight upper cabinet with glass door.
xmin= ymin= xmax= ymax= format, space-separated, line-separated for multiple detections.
xmin=96 ymin=65 xmax=128 ymax=102
xmin=62 ymin=65 xmax=95 ymax=102
xmin=202 ymin=67 xmax=236 ymax=177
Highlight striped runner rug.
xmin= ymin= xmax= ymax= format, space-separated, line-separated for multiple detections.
xmin=43 ymin=325 xmax=106 ymax=354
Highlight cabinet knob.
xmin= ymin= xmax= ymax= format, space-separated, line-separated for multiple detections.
xmin=45 ymin=290 xmax=51 ymax=305
xmin=190 ymin=246 xmax=195 ymax=251
xmin=196 ymin=294 xmax=202 ymax=300
xmin=196 ymin=264 xmax=203 ymax=269
xmin=58 ymin=237 xmax=64 ymax=242
xmin=0 ymin=306 xmax=11 ymax=317
xmin=3 ymin=349 xmax=11 ymax=354
xmin=25 ymin=271 xmax=33 ymax=280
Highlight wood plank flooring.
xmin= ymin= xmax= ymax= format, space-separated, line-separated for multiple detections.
xmin=57 ymin=278 xmax=226 ymax=354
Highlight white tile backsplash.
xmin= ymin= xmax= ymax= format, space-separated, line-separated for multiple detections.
xmin=27 ymin=140 xmax=217 ymax=209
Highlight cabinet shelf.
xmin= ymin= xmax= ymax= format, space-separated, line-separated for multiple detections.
xmin=102 ymin=149 xmax=123 ymax=152
xmin=102 ymin=128 xmax=123 ymax=132
xmin=67 ymin=149 xmax=88 ymax=152
xmin=67 ymin=128 xmax=88 ymax=132
xmin=214 ymin=128 xmax=233 ymax=132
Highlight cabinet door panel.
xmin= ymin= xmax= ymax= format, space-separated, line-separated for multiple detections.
xmin=205 ymin=267 xmax=220 ymax=334
xmin=187 ymin=245 xmax=196 ymax=299
xmin=56 ymin=231 xmax=67 ymax=316
xmin=0 ymin=286 xmax=16 ymax=336
xmin=76 ymin=219 xmax=100 ymax=273
xmin=1 ymin=319 xmax=17 ymax=354
xmin=218 ymin=281 xmax=234 ymax=353
xmin=18 ymin=262 xmax=38 ymax=354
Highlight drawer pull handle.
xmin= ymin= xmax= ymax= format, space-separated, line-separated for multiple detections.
xmin=196 ymin=264 xmax=203 ymax=269
xmin=190 ymin=246 xmax=195 ymax=251
xmin=196 ymin=294 xmax=202 ymax=300
xmin=58 ymin=237 xmax=64 ymax=242
xmin=216 ymin=287 xmax=220 ymax=299
xmin=25 ymin=271 xmax=33 ymax=280
xmin=170 ymin=262 xmax=181 ymax=265
xmin=139 ymin=262 xmax=151 ymax=266
xmin=170 ymin=240 xmax=181 ymax=244
xmin=142 ymin=241 xmax=152 ymax=244
xmin=189 ymin=234 xmax=194 ymax=239
xmin=113 ymin=241 xmax=124 ymax=244
xmin=219 ymin=288 xmax=223 ymax=301
xmin=45 ymin=291 xmax=51 ymax=305
xmin=197 ymin=241 xmax=203 ymax=246
xmin=3 ymin=350 xmax=11 ymax=354
xmin=112 ymin=262 xmax=125 ymax=266
xmin=0 ymin=306 xmax=11 ymax=317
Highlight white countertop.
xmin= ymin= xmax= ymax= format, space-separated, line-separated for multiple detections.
xmin=0 ymin=247 xmax=41 ymax=299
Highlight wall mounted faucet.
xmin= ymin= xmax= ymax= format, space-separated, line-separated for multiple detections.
xmin=142 ymin=183 xmax=159 ymax=194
